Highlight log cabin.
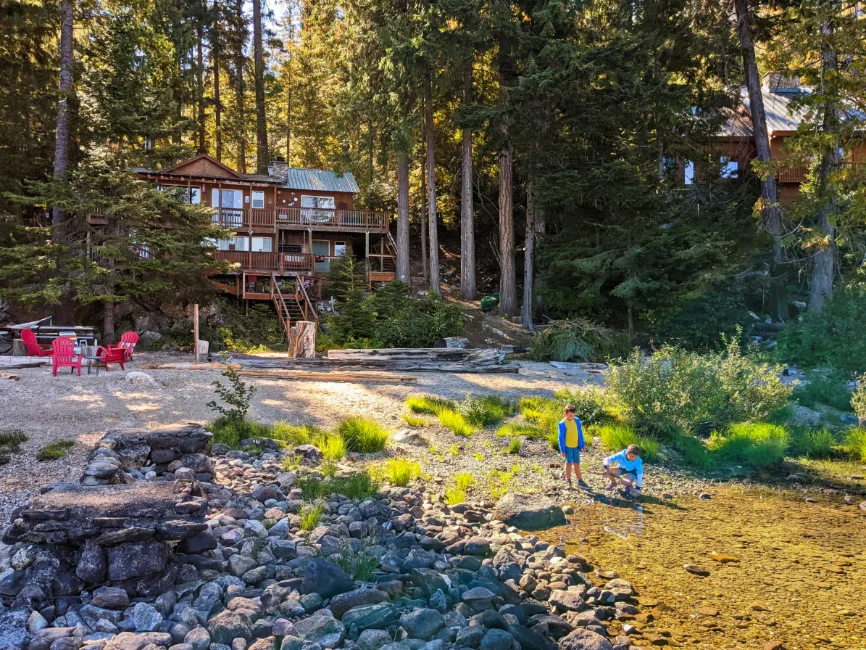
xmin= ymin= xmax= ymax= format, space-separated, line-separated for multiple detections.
xmin=671 ymin=75 xmax=866 ymax=198
xmin=132 ymin=154 xmax=396 ymax=327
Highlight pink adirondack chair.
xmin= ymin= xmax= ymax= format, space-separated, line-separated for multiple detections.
xmin=52 ymin=337 xmax=82 ymax=376
xmin=21 ymin=329 xmax=52 ymax=357
xmin=97 ymin=345 xmax=126 ymax=371
xmin=109 ymin=331 xmax=139 ymax=361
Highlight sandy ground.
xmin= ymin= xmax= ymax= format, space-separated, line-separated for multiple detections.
xmin=0 ymin=351 xmax=599 ymax=526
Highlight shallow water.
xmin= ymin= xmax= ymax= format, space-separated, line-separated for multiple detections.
xmin=545 ymin=486 xmax=866 ymax=649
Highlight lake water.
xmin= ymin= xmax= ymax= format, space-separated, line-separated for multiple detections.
xmin=544 ymin=486 xmax=866 ymax=649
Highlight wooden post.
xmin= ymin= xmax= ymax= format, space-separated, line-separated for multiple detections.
xmin=288 ymin=320 xmax=316 ymax=359
xmin=193 ymin=303 xmax=200 ymax=362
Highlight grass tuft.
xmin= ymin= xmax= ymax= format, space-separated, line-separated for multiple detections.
xmin=375 ymin=459 xmax=421 ymax=486
xmin=328 ymin=472 xmax=378 ymax=499
xmin=790 ymin=428 xmax=837 ymax=459
xmin=673 ymin=435 xmax=715 ymax=469
xmin=438 ymin=409 xmax=476 ymax=436
xmin=300 ymin=502 xmax=324 ymax=531
xmin=402 ymin=413 xmax=428 ymax=427
xmin=594 ymin=423 xmax=661 ymax=463
xmin=496 ymin=422 xmax=546 ymax=440
xmin=313 ymin=432 xmax=348 ymax=461
xmin=507 ymin=438 xmax=522 ymax=454
xmin=458 ymin=394 xmax=515 ymax=427
xmin=709 ymin=422 xmax=789 ymax=468
xmin=455 ymin=473 xmax=475 ymax=491
xmin=0 ymin=429 xmax=28 ymax=465
xmin=406 ymin=395 xmax=456 ymax=415
xmin=37 ymin=440 xmax=75 ymax=461
xmin=844 ymin=427 xmax=866 ymax=462
xmin=445 ymin=487 xmax=466 ymax=506
xmin=336 ymin=417 xmax=389 ymax=453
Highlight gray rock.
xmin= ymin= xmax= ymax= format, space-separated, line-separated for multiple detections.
xmin=357 ymin=629 xmax=392 ymax=650
xmin=271 ymin=619 xmax=296 ymax=637
xmin=132 ymin=602 xmax=163 ymax=632
xmin=295 ymin=558 xmax=353 ymax=599
xmin=507 ymin=624 xmax=556 ymax=650
xmin=207 ymin=611 xmax=253 ymax=644
xmin=27 ymin=610 xmax=48 ymax=633
xmin=558 ymin=629 xmax=614 ymax=650
xmin=92 ymin=586 xmax=130 ymax=609
xmin=341 ymin=603 xmax=398 ymax=631
xmin=228 ymin=555 xmax=257 ymax=577
xmin=409 ymin=569 xmax=450 ymax=599
xmin=103 ymin=632 xmax=174 ymax=650
xmin=455 ymin=626 xmax=485 ymax=649
xmin=463 ymin=537 xmax=492 ymax=557
xmin=26 ymin=626 xmax=75 ymax=650
xmin=79 ymin=604 xmax=124 ymax=629
xmin=294 ymin=614 xmax=346 ymax=648
xmin=49 ymin=637 xmax=82 ymax=650
xmin=107 ymin=541 xmax=169 ymax=582
xmin=549 ymin=590 xmax=585 ymax=613
xmin=184 ymin=627 xmax=211 ymax=650
xmin=77 ymin=541 xmax=108 ymax=583
xmin=399 ymin=609 xmax=444 ymax=641
xmin=330 ymin=588 xmax=389 ymax=619
xmin=480 ymin=629 xmax=514 ymax=650
xmin=194 ymin=582 xmax=223 ymax=617
xmin=492 ymin=494 xmax=566 ymax=530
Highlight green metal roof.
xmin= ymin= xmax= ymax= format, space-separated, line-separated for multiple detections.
xmin=283 ymin=168 xmax=360 ymax=194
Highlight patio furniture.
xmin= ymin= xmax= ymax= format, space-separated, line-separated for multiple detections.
xmin=52 ymin=338 xmax=82 ymax=376
xmin=109 ymin=331 xmax=139 ymax=361
xmin=97 ymin=346 xmax=126 ymax=371
xmin=21 ymin=329 xmax=53 ymax=357
xmin=84 ymin=354 xmax=102 ymax=375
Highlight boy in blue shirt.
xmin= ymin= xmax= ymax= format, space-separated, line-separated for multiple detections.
xmin=558 ymin=405 xmax=588 ymax=489
xmin=603 ymin=444 xmax=643 ymax=495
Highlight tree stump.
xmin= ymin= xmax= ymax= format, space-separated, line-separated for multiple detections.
xmin=289 ymin=321 xmax=317 ymax=359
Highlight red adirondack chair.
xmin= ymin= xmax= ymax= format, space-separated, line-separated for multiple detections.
xmin=21 ymin=329 xmax=53 ymax=357
xmin=97 ymin=345 xmax=126 ymax=371
xmin=109 ymin=331 xmax=139 ymax=361
xmin=52 ymin=337 xmax=82 ymax=376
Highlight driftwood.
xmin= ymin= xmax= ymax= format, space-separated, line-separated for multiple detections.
xmin=0 ymin=356 xmax=50 ymax=369
xmin=327 ymin=347 xmax=503 ymax=363
xmin=0 ymin=374 xmax=19 ymax=381
xmin=236 ymin=370 xmax=416 ymax=384
xmin=243 ymin=358 xmax=518 ymax=374
xmin=288 ymin=321 xmax=317 ymax=359
xmin=139 ymin=362 xmax=243 ymax=371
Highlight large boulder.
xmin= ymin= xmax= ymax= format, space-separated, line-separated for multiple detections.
xmin=492 ymin=494 xmax=566 ymax=530
xmin=295 ymin=558 xmax=353 ymax=599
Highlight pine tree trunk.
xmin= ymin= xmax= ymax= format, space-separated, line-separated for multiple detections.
xmin=234 ymin=0 xmax=247 ymax=173
xmin=425 ymin=71 xmax=440 ymax=294
xmin=52 ymin=0 xmax=73 ymax=240
xmin=522 ymin=181 xmax=536 ymax=330
xmin=396 ymin=152 xmax=411 ymax=284
xmin=460 ymin=64 xmax=477 ymax=301
xmin=808 ymin=17 xmax=840 ymax=313
xmin=253 ymin=0 xmax=268 ymax=174
xmin=286 ymin=54 xmax=292 ymax=162
xmin=420 ymin=132 xmax=428 ymax=284
xmin=735 ymin=0 xmax=788 ymax=320
xmin=103 ymin=299 xmax=115 ymax=346
xmin=197 ymin=8 xmax=206 ymax=153
xmin=498 ymin=82 xmax=516 ymax=317
xmin=213 ymin=2 xmax=223 ymax=161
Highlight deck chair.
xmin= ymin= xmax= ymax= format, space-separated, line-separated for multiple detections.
xmin=109 ymin=331 xmax=139 ymax=361
xmin=52 ymin=337 xmax=82 ymax=376
xmin=21 ymin=329 xmax=53 ymax=357
xmin=97 ymin=345 xmax=126 ymax=371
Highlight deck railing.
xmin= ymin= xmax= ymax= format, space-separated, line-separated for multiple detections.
xmin=213 ymin=250 xmax=315 ymax=274
xmin=211 ymin=207 xmax=389 ymax=231
xmin=778 ymin=162 xmax=865 ymax=184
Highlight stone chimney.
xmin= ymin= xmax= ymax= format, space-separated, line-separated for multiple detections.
xmin=272 ymin=157 xmax=289 ymax=183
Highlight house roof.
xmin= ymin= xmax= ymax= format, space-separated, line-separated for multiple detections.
xmin=720 ymin=85 xmax=809 ymax=138
xmin=133 ymin=154 xmax=360 ymax=193
xmin=282 ymin=168 xmax=360 ymax=194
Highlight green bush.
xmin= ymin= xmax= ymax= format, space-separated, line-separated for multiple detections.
xmin=606 ymin=338 xmax=791 ymax=436
xmin=373 ymin=290 xmax=464 ymax=348
xmin=547 ymin=431 xmax=559 ymax=451
xmin=795 ymin=369 xmax=853 ymax=412
xmin=375 ymin=459 xmax=421 ymax=486
xmin=844 ymin=427 xmax=866 ymax=462
xmin=37 ymin=439 xmax=75 ymax=461
xmin=851 ymin=376 xmax=866 ymax=422
xmin=438 ymin=409 xmax=476 ymax=436
xmin=458 ymin=394 xmax=515 ymax=427
xmin=594 ymin=423 xmax=660 ymax=463
xmin=778 ymin=289 xmax=866 ymax=373
xmin=519 ymin=387 xmax=611 ymax=439
xmin=790 ymin=427 xmax=837 ymax=459
xmin=207 ymin=365 xmax=256 ymax=424
xmin=672 ymin=435 xmax=716 ymax=469
xmin=406 ymin=395 xmax=456 ymax=416
xmin=336 ymin=417 xmax=389 ymax=453
xmin=709 ymin=422 xmax=789 ymax=468
xmin=529 ymin=319 xmax=631 ymax=363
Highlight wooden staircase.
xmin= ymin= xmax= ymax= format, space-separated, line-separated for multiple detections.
xmin=270 ymin=273 xmax=319 ymax=348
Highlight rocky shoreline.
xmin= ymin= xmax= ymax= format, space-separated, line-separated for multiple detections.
xmin=0 ymin=426 xmax=647 ymax=650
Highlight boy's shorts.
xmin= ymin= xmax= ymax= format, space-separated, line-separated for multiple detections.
xmin=564 ymin=447 xmax=581 ymax=463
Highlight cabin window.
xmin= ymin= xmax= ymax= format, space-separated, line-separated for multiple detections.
xmin=334 ymin=242 xmax=347 ymax=257
xmin=190 ymin=187 xmax=201 ymax=204
xmin=202 ymin=238 xmax=219 ymax=249
xmin=251 ymin=237 xmax=272 ymax=253
xmin=301 ymin=196 xmax=336 ymax=210
xmin=684 ymin=160 xmax=696 ymax=185
xmin=233 ymin=237 xmax=249 ymax=252
xmin=720 ymin=157 xmax=739 ymax=179
xmin=252 ymin=191 xmax=265 ymax=209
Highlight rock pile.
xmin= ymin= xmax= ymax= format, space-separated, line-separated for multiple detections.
xmin=3 ymin=434 xmax=645 ymax=650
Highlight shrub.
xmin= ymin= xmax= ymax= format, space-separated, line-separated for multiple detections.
xmin=496 ymin=422 xmax=546 ymax=440
xmin=529 ymin=319 xmax=631 ymax=363
xmin=710 ymin=422 xmax=789 ymax=468
xmin=438 ymin=409 xmax=476 ymax=436
xmin=376 ymin=459 xmax=421 ymax=486
xmin=458 ymin=395 xmax=515 ymax=427
xmin=37 ymin=440 xmax=75 ymax=461
xmin=507 ymin=438 xmax=522 ymax=454
xmin=790 ymin=428 xmax=837 ymax=459
xmin=207 ymin=365 xmax=256 ymax=423
xmin=402 ymin=414 xmax=427 ymax=427
xmin=594 ymin=423 xmax=660 ymax=463
xmin=519 ymin=388 xmax=611 ymax=438
xmin=851 ymin=375 xmax=866 ymax=422
xmin=445 ymin=487 xmax=466 ymax=505
xmin=0 ymin=429 xmax=28 ymax=465
xmin=777 ymin=288 xmax=866 ymax=373
xmin=672 ymin=435 xmax=716 ymax=469
xmin=606 ymin=338 xmax=791 ymax=436
xmin=300 ymin=502 xmax=324 ymax=530
xmin=844 ymin=427 xmax=866 ymax=462
xmin=406 ymin=395 xmax=456 ymax=416
xmin=336 ymin=417 xmax=389 ymax=453
xmin=373 ymin=291 xmax=464 ymax=348
xmin=795 ymin=369 xmax=853 ymax=412
xmin=455 ymin=473 xmax=475 ymax=490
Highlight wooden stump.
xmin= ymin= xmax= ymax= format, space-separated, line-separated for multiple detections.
xmin=288 ymin=321 xmax=317 ymax=359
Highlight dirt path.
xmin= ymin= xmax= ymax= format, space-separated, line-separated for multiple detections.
xmin=0 ymin=351 xmax=596 ymax=526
